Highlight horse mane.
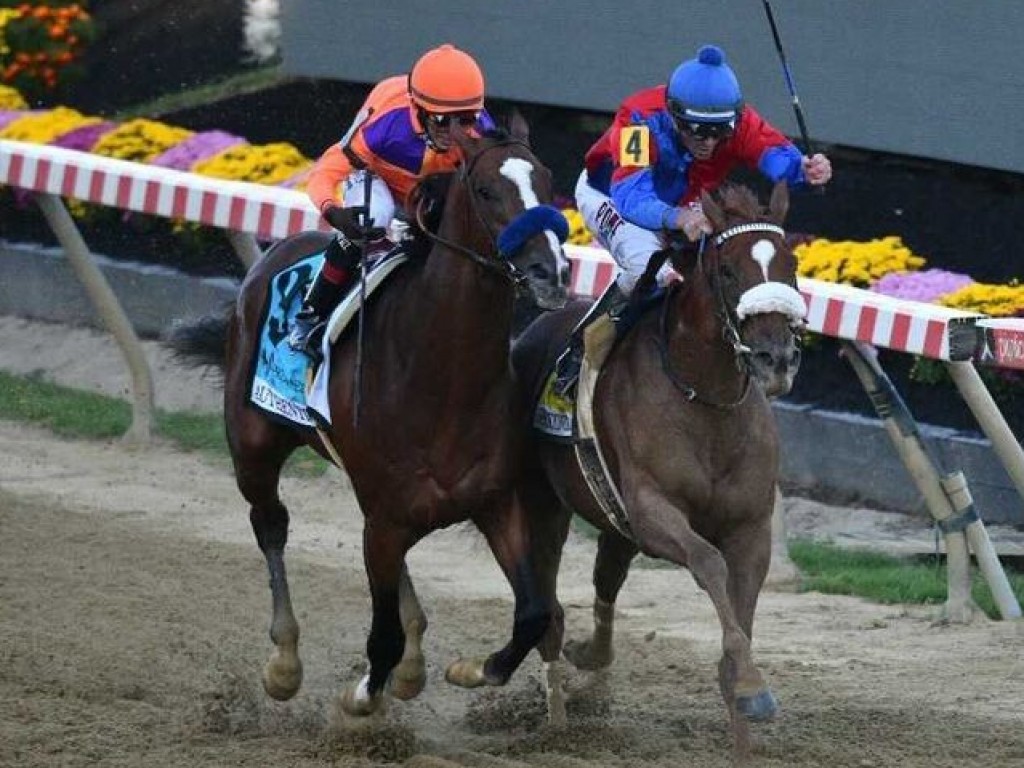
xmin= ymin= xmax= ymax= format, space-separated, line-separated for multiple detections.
xmin=708 ymin=183 xmax=770 ymax=226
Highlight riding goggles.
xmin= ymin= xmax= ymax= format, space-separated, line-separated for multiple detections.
xmin=424 ymin=110 xmax=480 ymax=129
xmin=673 ymin=116 xmax=736 ymax=140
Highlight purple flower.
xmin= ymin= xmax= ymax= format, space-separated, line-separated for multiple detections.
xmin=871 ymin=268 xmax=974 ymax=303
xmin=150 ymin=130 xmax=247 ymax=171
xmin=51 ymin=121 xmax=117 ymax=152
xmin=0 ymin=110 xmax=31 ymax=131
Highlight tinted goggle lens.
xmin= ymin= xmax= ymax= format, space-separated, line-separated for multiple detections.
xmin=426 ymin=111 xmax=479 ymax=128
xmin=676 ymin=117 xmax=735 ymax=140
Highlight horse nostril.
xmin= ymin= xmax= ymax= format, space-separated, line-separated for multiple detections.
xmin=754 ymin=351 xmax=774 ymax=369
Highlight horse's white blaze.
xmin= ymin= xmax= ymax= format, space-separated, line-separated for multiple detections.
xmin=751 ymin=239 xmax=776 ymax=281
xmin=500 ymin=157 xmax=569 ymax=273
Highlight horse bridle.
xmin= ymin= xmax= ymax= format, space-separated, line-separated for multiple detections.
xmin=656 ymin=222 xmax=796 ymax=409
xmin=413 ymin=138 xmax=536 ymax=289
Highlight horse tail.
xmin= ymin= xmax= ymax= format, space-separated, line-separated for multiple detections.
xmin=164 ymin=303 xmax=232 ymax=371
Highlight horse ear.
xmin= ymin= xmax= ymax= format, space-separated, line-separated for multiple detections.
xmin=509 ymin=109 xmax=530 ymax=145
xmin=768 ymin=181 xmax=789 ymax=225
xmin=700 ymin=190 xmax=726 ymax=231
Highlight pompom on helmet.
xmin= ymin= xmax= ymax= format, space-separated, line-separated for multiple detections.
xmin=408 ymin=44 xmax=485 ymax=136
xmin=666 ymin=44 xmax=743 ymax=138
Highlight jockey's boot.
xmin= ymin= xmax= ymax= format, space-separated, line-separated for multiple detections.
xmin=552 ymin=281 xmax=628 ymax=396
xmin=288 ymin=236 xmax=360 ymax=357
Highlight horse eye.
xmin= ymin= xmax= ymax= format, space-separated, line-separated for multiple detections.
xmin=476 ymin=185 xmax=496 ymax=201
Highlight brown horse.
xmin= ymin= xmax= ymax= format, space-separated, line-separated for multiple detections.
xmin=513 ymin=181 xmax=805 ymax=751
xmin=171 ymin=116 xmax=569 ymax=717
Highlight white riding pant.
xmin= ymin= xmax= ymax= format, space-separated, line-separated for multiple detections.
xmin=574 ymin=170 xmax=673 ymax=295
xmin=341 ymin=170 xmax=409 ymax=241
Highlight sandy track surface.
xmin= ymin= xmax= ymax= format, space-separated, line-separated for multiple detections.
xmin=2 ymin=317 xmax=1023 ymax=767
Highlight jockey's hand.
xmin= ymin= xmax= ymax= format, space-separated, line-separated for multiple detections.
xmin=672 ymin=203 xmax=712 ymax=242
xmin=802 ymin=153 xmax=832 ymax=186
xmin=322 ymin=204 xmax=386 ymax=241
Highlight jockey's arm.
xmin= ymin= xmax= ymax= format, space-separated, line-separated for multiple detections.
xmin=306 ymin=143 xmax=356 ymax=214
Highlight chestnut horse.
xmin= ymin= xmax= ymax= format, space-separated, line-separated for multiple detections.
xmin=171 ymin=117 xmax=569 ymax=717
xmin=514 ymin=182 xmax=805 ymax=752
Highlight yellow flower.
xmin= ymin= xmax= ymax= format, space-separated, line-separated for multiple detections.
xmin=91 ymin=118 xmax=194 ymax=163
xmin=0 ymin=106 xmax=99 ymax=143
xmin=561 ymin=207 xmax=592 ymax=245
xmin=795 ymin=236 xmax=926 ymax=287
xmin=193 ymin=142 xmax=312 ymax=186
xmin=939 ymin=283 xmax=1024 ymax=317
xmin=0 ymin=83 xmax=27 ymax=110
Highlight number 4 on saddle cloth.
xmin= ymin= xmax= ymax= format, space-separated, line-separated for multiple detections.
xmin=533 ymin=285 xmax=663 ymax=441
xmin=248 ymin=245 xmax=408 ymax=430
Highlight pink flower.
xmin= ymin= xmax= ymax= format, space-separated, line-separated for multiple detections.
xmin=150 ymin=131 xmax=247 ymax=171
xmin=871 ymin=268 xmax=974 ymax=303
xmin=0 ymin=110 xmax=31 ymax=130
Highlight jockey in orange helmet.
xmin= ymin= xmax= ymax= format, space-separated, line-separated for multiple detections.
xmin=290 ymin=44 xmax=494 ymax=356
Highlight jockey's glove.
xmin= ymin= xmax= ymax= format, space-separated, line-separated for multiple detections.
xmin=322 ymin=204 xmax=386 ymax=242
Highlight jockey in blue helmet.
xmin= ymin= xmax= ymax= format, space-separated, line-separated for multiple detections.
xmin=552 ymin=44 xmax=831 ymax=395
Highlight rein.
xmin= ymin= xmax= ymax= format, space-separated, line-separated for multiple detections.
xmin=413 ymin=138 xmax=564 ymax=290
xmin=653 ymin=222 xmax=790 ymax=409
xmin=655 ymin=277 xmax=753 ymax=409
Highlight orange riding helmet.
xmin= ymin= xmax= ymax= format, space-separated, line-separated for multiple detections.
xmin=408 ymin=44 xmax=485 ymax=132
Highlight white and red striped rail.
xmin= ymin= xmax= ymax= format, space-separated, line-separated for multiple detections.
xmin=0 ymin=138 xmax=1013 ymax=365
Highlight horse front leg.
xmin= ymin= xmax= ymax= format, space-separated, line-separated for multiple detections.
xmin=631 ymin=487 xmax=778 ymax=757
xmin=390 ymin=563 xmax=428 ymax=701
xmin=340 ymin=522 xmax=413 ymax=717
xmin=563 ymin=529 xmax=637 ymax=671
xmin=718 ymin=517 xmax=777 ymax=727
xmin=446 ymin=494 xmax=552 ymax=690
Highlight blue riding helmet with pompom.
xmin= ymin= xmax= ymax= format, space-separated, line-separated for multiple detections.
xmin=667 ymin=44 xmax=743 ymax=124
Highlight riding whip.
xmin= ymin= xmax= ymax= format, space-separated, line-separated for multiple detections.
xmin=352 ymin=170 xmax=373 ymax=428
xmin=760 ymin=0 xmax=826 ymax=192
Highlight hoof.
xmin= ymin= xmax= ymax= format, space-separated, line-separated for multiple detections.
xmin=340 ymin=676 xmax=386 ymax=717
xmin=391 ymin=657 xmax=427 ymax=701
xmin=563 ymin=638 xmax=612 ymax=671
xmin=262 ymin=650 xmax=302 ymax=701
xmin=544 ymin=661 xmax=567 ymax=728
xmin=736 ymin=688 xmax=779 ymax=722
xmin=444 ymin=657 xmax=502 ymax=689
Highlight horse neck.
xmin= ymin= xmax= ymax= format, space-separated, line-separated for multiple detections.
xmin=667 ymin=274 xmax=747 ymax=401
xmin=413 ymin=202 xmax=514 ymax=376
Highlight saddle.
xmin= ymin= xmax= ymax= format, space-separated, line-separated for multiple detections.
xmin=248 ymin=241 xmax=410 ymax=431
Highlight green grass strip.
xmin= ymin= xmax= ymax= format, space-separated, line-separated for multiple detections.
xmin=0 ymin=370 xmax=328 ymax=476
xmin=790 ymin=538 xmax=1024 ymax=620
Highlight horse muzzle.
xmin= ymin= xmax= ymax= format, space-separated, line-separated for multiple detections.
xmin=747 ymin=339 xmax=802 ymax=399
xmin=529 ymin=281 xmax=569 ymax=311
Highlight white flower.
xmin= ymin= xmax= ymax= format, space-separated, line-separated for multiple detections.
xmin=243 ymin=0 xmax=281 ymax=64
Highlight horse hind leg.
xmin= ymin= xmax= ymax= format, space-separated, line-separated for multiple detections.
xmin=389 ymin=564 xmax=428 ymax=701
xmin=563 ymin=530 xmax=637 ymax=671
xmin=235 ymin=442 xmax=304 ymax=701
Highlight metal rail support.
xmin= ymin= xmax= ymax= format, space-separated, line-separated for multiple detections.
xmin=842 ymin=341 xmax=1021 ymax=621
xmin=226 ymin=230 xmax=263 ymax=270
xmin=34 ymin=193 xmax=155 ymax=444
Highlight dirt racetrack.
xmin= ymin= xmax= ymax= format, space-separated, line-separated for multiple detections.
xmin=2 ymin=320 xmax=1024 ymax=768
